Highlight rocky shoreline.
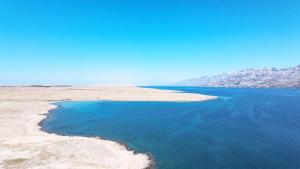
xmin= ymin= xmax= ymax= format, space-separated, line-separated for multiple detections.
xmin=38 ymin=102 xmax=155 ymax=169
xmin=0 ymin=86 xmax=215 ymax=169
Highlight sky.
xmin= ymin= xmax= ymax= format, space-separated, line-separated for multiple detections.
xmin=0 ymin=0 xmax=300 ymax=85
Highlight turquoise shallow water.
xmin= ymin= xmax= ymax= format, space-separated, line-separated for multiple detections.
xmin=43 ymin=87 xmax=300 ymax=169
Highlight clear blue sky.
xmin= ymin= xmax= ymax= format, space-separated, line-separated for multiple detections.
xmin=0 ymin=0 xmax=300 ymax=85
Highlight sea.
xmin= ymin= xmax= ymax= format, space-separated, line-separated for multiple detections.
xmin=42 ymin=87 xmax=300 ymax=169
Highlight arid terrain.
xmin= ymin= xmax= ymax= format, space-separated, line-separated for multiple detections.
xmin=0 ymin=86 xmax=216 ymax=169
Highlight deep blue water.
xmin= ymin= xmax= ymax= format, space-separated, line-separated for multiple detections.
xmin=43 ymin=87 xmax=300 ymax=169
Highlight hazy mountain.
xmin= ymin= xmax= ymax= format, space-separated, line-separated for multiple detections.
xmin=178 ymin=65 xmax=300 ymax=88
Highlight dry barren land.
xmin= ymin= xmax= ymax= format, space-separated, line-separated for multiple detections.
xmin=0 ymin=86 xmax=216 ymax=169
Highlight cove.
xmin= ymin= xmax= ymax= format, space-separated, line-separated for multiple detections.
xmin=42 ymin=87 xmax=300 ymax=169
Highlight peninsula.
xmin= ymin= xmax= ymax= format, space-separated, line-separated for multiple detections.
xmin=0 ymin=86 xmax=215 ymax=169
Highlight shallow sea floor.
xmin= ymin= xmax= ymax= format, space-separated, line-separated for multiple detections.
xmin=43 ymin=87 xmax=300 ymax=169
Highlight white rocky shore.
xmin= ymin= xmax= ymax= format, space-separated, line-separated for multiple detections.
xmin=0 ymin=86 xmax=216 ymax=169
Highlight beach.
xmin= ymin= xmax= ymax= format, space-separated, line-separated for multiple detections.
xmin=0 ymin=86 xmax=215 ymax=169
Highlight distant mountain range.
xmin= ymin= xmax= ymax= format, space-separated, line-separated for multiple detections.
xmin=178 ymin=65 xmax=300 ymax=88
